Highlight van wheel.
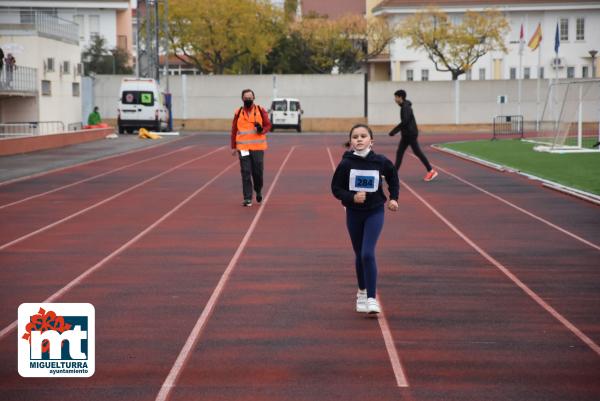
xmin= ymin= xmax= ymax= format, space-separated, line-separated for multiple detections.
xmin=296 ymin=121 xmax=302 ymax=133
xmin=118 ymin=125 xmax=125 ymax=134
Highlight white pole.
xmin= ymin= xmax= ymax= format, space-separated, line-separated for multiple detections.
xmin=578 ymin=84 xmax=582 ymax=148
xmin=182 ymin=74 xmax=187 ymax=121
xmin=518 ymin=23 xmax=523 ymax=116
xmin=536 ymin=43 xmax=541 ymax=130
xmin=455 ymin=78 xmax=460 ymax=124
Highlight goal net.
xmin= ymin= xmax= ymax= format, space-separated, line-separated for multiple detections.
xmin=525 ymin=79 xmax=600 ymax=153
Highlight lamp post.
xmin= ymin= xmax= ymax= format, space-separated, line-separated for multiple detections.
xmin=590 ymin=50 xmax=598 ymax=78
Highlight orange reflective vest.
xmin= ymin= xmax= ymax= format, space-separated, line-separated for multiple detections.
xmin=235 ymin=105 xmax=268 ymax=151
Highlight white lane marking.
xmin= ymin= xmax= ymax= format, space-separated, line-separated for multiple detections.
xmin=155 ymin=147 xmax=295 ymax=401
xmin=0 ymin=146 xmax=194 ymax=210
xmin=327 ymin=146 xmax=410 ymax=388
xmin=402 ymin=179 xmax=600 ymax=357
xmin=0 ymin=147 xmax=225 ymax=251
xmin=0 ymin=160 xmax=238 ymax=341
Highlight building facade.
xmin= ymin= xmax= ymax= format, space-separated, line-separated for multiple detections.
xmin=0 ymin=11 xmax=82 ymax=128
xmin=373 ymin=0 xmax=600 ymax=81
xmin=0 ymin=0 xmax=133 ymax=57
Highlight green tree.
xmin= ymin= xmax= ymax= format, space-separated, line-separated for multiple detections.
xmin=168 ymin=0 xmax=284 ymax=74
xmin=82 ymin=35 xmax=133 ymax=75
xmin=265 ymin=14 xmax=398 ymax=74
xmin=400 ymin=7 xmax=510 ymax=80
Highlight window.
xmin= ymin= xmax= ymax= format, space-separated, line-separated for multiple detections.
xmin=290 ymin=101 xmax=301 ymax=112
xmin=117 ymin=35 xmax=127 ymax=50
xmin=524 ymin=67 xmax=531 ymax=79
xmin=479 ymin=68 xmax=486 ymax=80
xmin=576 ymin=18 xmax=584 ymax=41
xmin=89 ymin=15 xmax=100 ymax=38
xmin=539 ymin=67 xmax=544 ymax=79
xmin=582 ymin=66 xmax=589 ymax=78
xmin=72 ymin=82 xmax=80 ymax=97
xmin=510 ymin=67 xmax=517 ymax=80
xmin=74 ymin=15 xmax=84 ymax=39
xmin=406 ymin=69 xmax=413 ymax=81
xmin=63 ymin=61 xmax=70 ymax=75
xmin=42 ymin=80 xmax=52 ymax=96
xmin=421 ymin=69 xmax=429 ymax=81
xmin=567 ymin=66 xmax=575 ymax=78
xmin=271 ymin=101 xmax=287 ymax=111
xmin=122 ymin=91 xmax=154 ymax=106
xmin=46 ymin=57 xmax=55 ymax=72
xmin=560 ymin=18 xmax=569 ymax=41
xmin=465 ymin=70 xmax=472 ymax=80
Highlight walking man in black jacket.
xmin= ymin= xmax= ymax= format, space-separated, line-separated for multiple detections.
xmin=388 ymin=89 xmax=438 ymax=181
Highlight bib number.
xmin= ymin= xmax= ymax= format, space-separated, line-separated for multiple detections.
xmin=349 ymin=169 xmax=379 ymax=193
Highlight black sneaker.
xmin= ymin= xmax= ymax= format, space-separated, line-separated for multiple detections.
xmin=242 ymin=199 xmax=252 ymax=207
xmin=256 ymin=193 xmax=263 ymax=203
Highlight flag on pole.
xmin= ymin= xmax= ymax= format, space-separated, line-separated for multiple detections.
xmin=519 ymin=23 xmax=525 ymax=55
xmin=528 ymin=23 xmax=542 ymax=51
xmin=554 ymin=23 xmax=560 ymax=54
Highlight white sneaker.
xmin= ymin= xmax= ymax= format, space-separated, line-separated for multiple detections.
xmin=356 ymin=289 xmax=367 ymax=313
xmin=367 ymin=298 xmax=380 ymax=314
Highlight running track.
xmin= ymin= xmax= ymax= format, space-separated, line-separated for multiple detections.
xmin=0 ymin=133 xmax=598 ymax=401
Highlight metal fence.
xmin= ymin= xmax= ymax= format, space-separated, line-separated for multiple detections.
xmin=0 ymin=121 xmax=66 ymax=137
xmin=492 ymin=115 xmax=524 ymax=139
xmin=0 ymin=9 xmax=78 ymax=44
xmin=0 ymin=65 xmax=37 ymax=93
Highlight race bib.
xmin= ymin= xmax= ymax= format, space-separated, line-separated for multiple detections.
xmin=349 ymin=169 xmax=379 ymax=193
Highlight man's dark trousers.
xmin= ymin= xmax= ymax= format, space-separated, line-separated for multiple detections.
xmin=239 ymin=150 xmax=264 ymax=201
xmin=394 ymin=135 xmax=432 ymax=171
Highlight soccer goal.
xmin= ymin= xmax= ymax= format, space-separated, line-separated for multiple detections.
xmin=525 ymin=79 xmax=600 ymax=153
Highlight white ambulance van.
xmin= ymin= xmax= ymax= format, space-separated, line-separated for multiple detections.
xmin=117 ymin=78 xmax=169 ymax=134
xmin=269 ymin=98 xmax=303 ymax=132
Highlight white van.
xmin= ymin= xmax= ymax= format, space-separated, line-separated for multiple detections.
xmin=117 ymin=78 xmax=169 ymax=134
xmin=269 ymin=98 xmax=303 ymax=132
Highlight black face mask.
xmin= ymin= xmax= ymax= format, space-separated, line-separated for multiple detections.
xmin=243 ymin=99 xmax=253 ymax=108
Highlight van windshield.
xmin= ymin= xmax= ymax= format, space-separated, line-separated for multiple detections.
xmin=271 ymin=101 xmax=287 ymax=111
xmin=122 ymin=91 xmax=155 ymax=106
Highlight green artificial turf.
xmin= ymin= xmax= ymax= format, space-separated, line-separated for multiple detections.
xmin=439 ymin=139 xmax=600 ymax=195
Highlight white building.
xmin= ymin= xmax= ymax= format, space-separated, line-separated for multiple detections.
xmin=0 ymin=0 xmax=133 ymax=57
xmin=373 ymin=0 xmax=600 ymax=81
xmin=0 ymin=11 xmax=82 ymax=128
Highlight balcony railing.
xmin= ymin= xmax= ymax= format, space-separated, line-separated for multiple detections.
xmin=0 ymin=9 xmax=78 ymax=44
xmin=0 ymin=65 xmax=37 ymax=94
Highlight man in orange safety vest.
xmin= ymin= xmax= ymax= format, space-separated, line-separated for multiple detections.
xmin=231 ymin=89 xmax=272 ymax=207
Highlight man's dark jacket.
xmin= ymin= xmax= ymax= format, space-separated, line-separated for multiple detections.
xmin=388 ymin=100 xmax=418 ymax=137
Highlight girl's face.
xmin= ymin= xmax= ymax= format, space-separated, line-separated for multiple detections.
xmin=350 ymin=127 xmax=372 ymax=151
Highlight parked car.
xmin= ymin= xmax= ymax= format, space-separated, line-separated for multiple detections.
xmin=269 ymin=98 xmax=303 ymax=132
xmin=117 ymin=78 xmax=169 ymax=134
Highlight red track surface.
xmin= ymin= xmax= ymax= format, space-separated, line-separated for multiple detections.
xmin=1 ymin=133 xmax=599 ymax=401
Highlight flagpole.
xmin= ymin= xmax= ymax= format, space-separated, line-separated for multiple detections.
xmin=536 ymin=40 xmax=541 ymax=131
xmin=518 ymin=23 xmax=523 ymax=117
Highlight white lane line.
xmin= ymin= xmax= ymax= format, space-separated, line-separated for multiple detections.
xmin=0 ymin=135 xmax=188 ymax=187
xmin=327 ymin=146 xmax=410 ymax=388
xmin=155 ymin=147 xmax=296 ymax=401
xmin=401 ymin=180 xmax=600 ymax=357
xmin=0 ymin=147 xmax=225 ymax=251
xmin=413 ymin=153 xmax=600 ymax=251
xmin=0 ymin=146 xmax=194 ymax=210
xmin=0 ymin=160 xmax=238 ymax=341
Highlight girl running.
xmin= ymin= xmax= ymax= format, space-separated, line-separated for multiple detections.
xmin=331 ymin=124 xmax=400 ymax=315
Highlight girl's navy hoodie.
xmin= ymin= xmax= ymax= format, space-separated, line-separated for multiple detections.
xmin=331 ymin=150 xmax=399 ymax=210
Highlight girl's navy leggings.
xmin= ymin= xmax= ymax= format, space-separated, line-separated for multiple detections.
xmin=346 ymin=205 xmax=384 ymax=299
